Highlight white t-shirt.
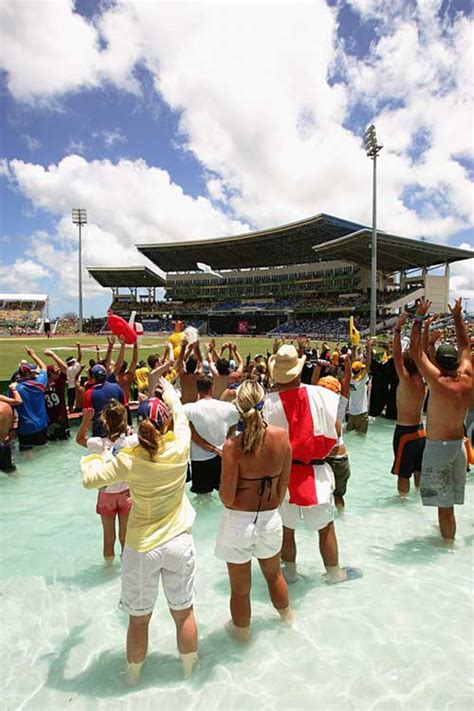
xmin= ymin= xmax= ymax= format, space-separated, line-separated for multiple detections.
xmin=184 ymin=398 xmax=239 ymax=461
xmin=86 ymin=433 xmax=138 ymax=493
xmin=348 ymin=375 xmax=369 ymax=415
xmin=67 ymin=361 xmax=82 ymax=388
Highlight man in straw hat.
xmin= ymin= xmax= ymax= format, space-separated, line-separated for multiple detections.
xmin=410 ymin=297 xmax=472 ymax=540
xmin=264 ymin=345 xmax=362 ymax=584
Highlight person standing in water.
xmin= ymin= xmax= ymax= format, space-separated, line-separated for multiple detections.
xmin=391 ymin=312 xmax=426 ymax=495
xmin=81 ymin=378 xmax=198 ymax=684
xmin=216 ymin=379 xmax=292 ymax=640
xmin=410 ymin=297 xmax=472 ymax=540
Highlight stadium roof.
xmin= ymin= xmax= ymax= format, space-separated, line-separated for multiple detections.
xmin=312 ymin=230 xmax=474 ymax=272
xmin=0 ymin=293 xmax=48 ymax=301
xmin=87 ymin=266 xmax=165 ymax=288
xmin=136 ymin=213 xmax=365 ymax=271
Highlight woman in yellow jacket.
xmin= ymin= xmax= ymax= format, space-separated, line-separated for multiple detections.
xmin=81 ymin=378 xmax=197 ymax=685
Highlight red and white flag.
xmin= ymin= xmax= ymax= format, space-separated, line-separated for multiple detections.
xmin=264 ymin=384 xmax=338 ymax=506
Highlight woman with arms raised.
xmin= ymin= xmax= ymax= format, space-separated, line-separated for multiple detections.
xmin=81 ymin=378 xmax=198 ymax=685
xmin=216 ymin=379 xmax=293 ymax=640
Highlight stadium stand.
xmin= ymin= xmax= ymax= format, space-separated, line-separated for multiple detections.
xmin=0 ymin=294 xmax=48 ymax=333
xmin=87 ymin=213 xmax=473 ymax=336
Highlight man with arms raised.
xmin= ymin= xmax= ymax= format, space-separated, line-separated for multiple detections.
xmin=391 ymin=312 xmax=426 ymax=495
xmin=410 ymin=297 xmax=472 ymax=539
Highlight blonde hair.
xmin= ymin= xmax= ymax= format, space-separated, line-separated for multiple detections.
xmin=236 ymin=379 xmax=266 ymax=454
xmin=138 ymin=419 xmax=161 ymax=459
xmin=99 ymin=399 xmax=128 ymax=442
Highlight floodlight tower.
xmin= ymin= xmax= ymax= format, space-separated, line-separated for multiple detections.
xmin=364 ymin=125 xmax=383 ymax=337
xmin=72 ymin=208 xmax=87 ymax=333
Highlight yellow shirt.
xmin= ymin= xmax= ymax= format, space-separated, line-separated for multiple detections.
xmin=169 ymin=331 xmax=185 ymax=360
xmin=135 ymin=366 xmax=149 ymax=393
xmin=81 ymin=388 xmax=195 ymax=552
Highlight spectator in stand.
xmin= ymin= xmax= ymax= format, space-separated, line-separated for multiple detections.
xmin=83 ymin=364 xmax=125 ymax=437
xmin=14 ymin=347 xmax=49 ymax=450
xmin=184 ymin=375 xmax=240 ymax=495
xmin=66 ymin=343 xmax=83 ymax=412
xmin=44 ymin=349 xmax=70 ymax=441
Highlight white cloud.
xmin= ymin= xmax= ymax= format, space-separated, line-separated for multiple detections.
xmin=25 ymin=134 xmax=41 ymax=152
xmin=0 ymin=258 xmax=48 ymax=291
xmin=66 ymin=139 xmax=86 ymax=155
xmin=101 ymin=129 xmax=127 ymax=148
xmin=449 ymin=243 xmax=474 ymax=305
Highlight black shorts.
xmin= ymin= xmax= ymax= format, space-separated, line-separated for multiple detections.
xmin=47 ymin=420 xmax=71 ymax=441
xmin=190 ymin=456 xmax=221 ymax=494
xmin=67 ymin=387 xmax=76 ymax=409
xmin=17 ymin=428 xmax=48 ymax=451
xmin=391 ymin=424 xmax=426 ymax=478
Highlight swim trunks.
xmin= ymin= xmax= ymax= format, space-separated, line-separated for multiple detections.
xmin=347 ymin=412 xmax=368 ymax=434
xmin=190 ymin=456 xmax=221 ymax=494
xmin=420 ymin=439 xmax=466 ymax=507
xmin=120 ymin=532 xmax=196 ymax=615
xmin=215 ymin=508 xmax=283 ymax=564
xmin=391 ymin=423 xmax=426 ymax=478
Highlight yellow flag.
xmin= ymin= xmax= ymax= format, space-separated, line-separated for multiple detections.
xmin=349 ymin=316 xmax=360 ymax=346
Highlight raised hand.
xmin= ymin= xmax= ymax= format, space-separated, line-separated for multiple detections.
xmin=448 ymin=297 xmax=463 ymax=318
xmin=44 ymin=349 xmax=54 ymax=357
xmin=396 ymin=312 xmax=408 ymax=329
xmin=25 ymin=346 xmax=34 ymax=356
xmin=82 ymin=407 xmax=95 ymax=422
xmin=415 ymin=297 xmax=432 ymax=317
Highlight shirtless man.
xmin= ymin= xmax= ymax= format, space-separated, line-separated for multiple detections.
xmin=177 ymin=338 xmax=203 ymax=404
xmin=0 ymin=385 xmax=22 ymax=473
xmin=113 ymin=336 xmax=138 ymax=423
xmin=410 ymin=297 xmax=472 ymax=539
xmin=391 ymin=312 xmax=426 ymax=495
xmin=208 ymin=341 xmax=244 ymax=400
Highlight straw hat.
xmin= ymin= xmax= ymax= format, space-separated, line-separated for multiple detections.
xmin=268 ymin=345 xmax=306 ymax=384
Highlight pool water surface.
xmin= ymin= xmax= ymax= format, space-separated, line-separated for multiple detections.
xmin=1 ymin=418 xmax=473 ymax=710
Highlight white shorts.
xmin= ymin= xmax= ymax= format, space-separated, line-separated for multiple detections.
xmin=280 ymin=500 xmax=334 ymax=531
xmin=215 ymin=508 xmax=283 ymax=564
xmin=120 ymin=532 xmax=196 ymax=616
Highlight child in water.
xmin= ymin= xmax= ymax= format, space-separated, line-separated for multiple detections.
xmin=76 ymin=400 xmax=136 ymax=565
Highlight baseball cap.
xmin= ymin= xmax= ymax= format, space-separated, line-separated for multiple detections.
xmin=137 ymin=397 xmax=171 ymax=430
xmin=435 ymin=343 xmax=460 ymax=371
xmin=351 ymin=360 xmax=364 ymax=372
xmin=91 ymin=364 xmax=107 ymax=381
xmin=19 ymin=362 xmax=38 ymax=375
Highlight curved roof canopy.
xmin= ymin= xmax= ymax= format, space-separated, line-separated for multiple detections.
xmin=312 ymin=230 xmax=473 ymax=272
xmin=87 ymin=266 xmax=165 ymax=288
xmin=0 ymin=293 xmax=48 ymax=302
xmin=136 ymin=213 xmax=364 ymax=271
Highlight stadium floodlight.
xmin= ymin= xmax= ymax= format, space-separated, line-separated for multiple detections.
xmin=363 ymin=125 xmax=383 ymax=337
xmin=72 ymin=208 xmax=87 ymax=333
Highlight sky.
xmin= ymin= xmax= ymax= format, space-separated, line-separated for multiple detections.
xmin=0 ymin=0 xmax=472 ymax=317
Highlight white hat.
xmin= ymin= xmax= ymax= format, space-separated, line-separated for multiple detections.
xmin=268 ymin=345 xmax=306 ymax=384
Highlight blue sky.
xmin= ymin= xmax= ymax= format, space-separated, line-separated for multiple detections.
xmin=0 ymin=0 xmax=472 ymax=316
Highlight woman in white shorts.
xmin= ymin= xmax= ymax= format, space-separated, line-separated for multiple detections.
xmin=217 ymin=379 xmax=293 ymax=640
xmin=81 ymin=378 xmax=198 ymax=684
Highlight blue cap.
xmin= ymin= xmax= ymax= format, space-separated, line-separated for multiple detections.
xmin=91 ymin=364 xmax=107 ymax=380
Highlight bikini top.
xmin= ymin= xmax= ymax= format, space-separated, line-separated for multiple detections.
xmin=237 ymin=473 xmax=280 ymax=523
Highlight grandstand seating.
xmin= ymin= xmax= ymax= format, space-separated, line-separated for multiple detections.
xmin=268 ymin=316 xmax=370 ymax=339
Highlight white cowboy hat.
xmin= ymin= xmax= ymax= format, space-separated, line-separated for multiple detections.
xmin=268 ymin=345 xmax=306 ymax=384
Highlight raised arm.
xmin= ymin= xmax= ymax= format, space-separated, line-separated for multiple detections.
xmin=76 ymin=407 xmax=94 ymax=448
xmin=114 ymin=336 xmax=127 ymax=377
xmin=207 ymin=342 xmax=219 ymax=377
xmin=194 ymin=340 xmax=203 ymax=373
xmin=176 ymin=339 xmax=187 ymax=377
xmin=76 ymin=341 xmax=83 ymax=363
xmin=160 ymin=378 xmax=190 ymax=457
xmin=449 ymin=297 xmax=470 ymax=369
xmin=105 ymin=335 xmax=115 ymax=371
xmin=341 ymin=350 xmax=352 ymax=399
xmin=393 ymin=312 xmax=409 ymax=379
xmin=232 ymin=342 xmax=244 ymax=376
xmin=410 ymin=298 xmax=441 ymax=384
xmin=365 ymin=338 xmax=373 ymax=373
xmin=25 ymin=346 xmax=46 ymax=371
xmin=44 ymin=348 xmax=68 ymax=373
xmin=128 ymin=341 xmax=138 ymax=377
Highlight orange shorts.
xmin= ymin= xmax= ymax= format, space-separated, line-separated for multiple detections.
xmin=96 ymin=489 xmax=132 ymax=517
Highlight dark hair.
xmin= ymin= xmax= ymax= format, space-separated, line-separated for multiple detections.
xmin=138 ymin=360 xmax=146 ymax=368
xmin=197 ymin=375 xmax=213 ymax=394
xmin=186 ymin=355 xmax=198 ymax=374
xmin=403 ymin=351 xmax=418 ymax=376
xmin=147 ymin=354 xmax=159 ymax=369
xmin=88 ymin=359 xmax=96 ymax=368
xmin=216 ymin=357 xmax=230 ymax=375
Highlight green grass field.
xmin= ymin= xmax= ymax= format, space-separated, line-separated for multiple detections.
xmin=0 ymin=334 xmax=298 ymax=381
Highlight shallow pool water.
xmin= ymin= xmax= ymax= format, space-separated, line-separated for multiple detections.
xmin=1 ymin=419 xmax=473 ymax=710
